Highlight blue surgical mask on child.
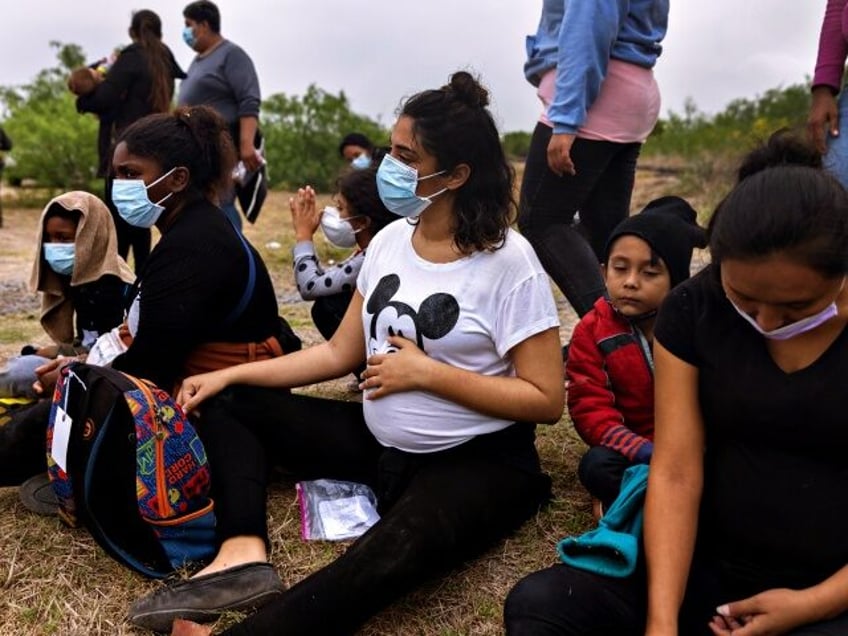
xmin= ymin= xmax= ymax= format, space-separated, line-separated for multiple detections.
xmin=182 ymin=26 xmax=197 ymax=49
xmin=376 ymin=154 xmax=447 ymax=218
xmin=728 ymin=281 xmax=844 ymax=340
xmin=320 ymin=206 xmax=362 ymax=248
xmin=43 ymin=243 xmax=75 ymax=276
xmin=111 ymin=168 xmax=177 ymax=228
xmin=351 ymin=154 xmax=372 ymax=170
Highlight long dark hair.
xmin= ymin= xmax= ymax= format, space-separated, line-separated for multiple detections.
xmin=118 ymin=105 xmax=236 ymax=201
xmin=130 ymin=10 xmax=172 ymax=114
xmin=400 ymin=71 xmax=514 ymax=254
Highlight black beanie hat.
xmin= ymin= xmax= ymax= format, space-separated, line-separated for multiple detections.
xmin=605 ymin=196 xmax=707 ymax=288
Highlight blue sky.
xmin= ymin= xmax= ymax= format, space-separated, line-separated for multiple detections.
xmin=1 ymin=1 xmax=825 ymax=133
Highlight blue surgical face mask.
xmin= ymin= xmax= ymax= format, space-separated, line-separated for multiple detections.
xmin=43 ymin=243 xmax=75 ymax=276
xmin=728 ymin=280 xmax=844 ymax=340
xmin=182 ymin=25 xmax=197 ymax=49
xmin=376 ymin=154 xmax=448 ymax=218
xmin=351 ymin=154 xmax=372 ymax=170
xmin=111 ymin=168 xmax=177 ymax=228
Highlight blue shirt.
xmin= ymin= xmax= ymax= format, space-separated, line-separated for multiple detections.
xmin=524 ymin=0 xmax=669 ymax=134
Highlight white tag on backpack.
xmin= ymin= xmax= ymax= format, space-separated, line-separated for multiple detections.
xmin=51 ymin=405 xmax=72 ymax=473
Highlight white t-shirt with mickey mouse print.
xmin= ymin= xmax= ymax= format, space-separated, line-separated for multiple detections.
xmin=358 ymin=219 xmax=560 ymax=453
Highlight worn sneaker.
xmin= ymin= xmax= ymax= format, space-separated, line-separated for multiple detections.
xmin=129 ymin=562 xmax=285 ymax=633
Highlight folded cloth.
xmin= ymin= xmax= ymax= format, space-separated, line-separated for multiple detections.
xmin=557 ymin=463 xmax=649 ymax=578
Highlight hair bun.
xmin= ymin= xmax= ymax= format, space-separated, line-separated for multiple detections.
xmin=446 ymin=71 xmax=489 ymax=109
xmin=737 ymin=130 xmax=822 ymax=182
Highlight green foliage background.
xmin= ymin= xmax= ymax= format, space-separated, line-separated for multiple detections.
xmin=1 ymin=42 xmax=100 ymax=192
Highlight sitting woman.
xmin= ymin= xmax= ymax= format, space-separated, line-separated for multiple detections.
xmin=128 ymin=71 xmax=564 ymax=635
xmin=290 ymin=165 xmax=398 ymax=342
xmin=1 ymin=191 xmax=134 ymax=399
xmin=504 ymin=136 xmax=848 ymax=635
xmin=104 ymin=105 xmax=299 ymax=393
xmin=18 ymin=107 xmax=298 ymax=495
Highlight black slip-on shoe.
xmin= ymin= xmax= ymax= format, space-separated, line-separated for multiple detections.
xmin=19 ymin=473 xmax=59 ymax=516
xmin=129 ymin=561 xmax=285 ymax=633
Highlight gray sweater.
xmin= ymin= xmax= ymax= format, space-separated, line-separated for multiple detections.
xmin=178 ymin=40 xmax=260 ymax=127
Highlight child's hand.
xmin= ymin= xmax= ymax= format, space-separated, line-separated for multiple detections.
xmin=289 ymin=186 xmax=320 ymax=241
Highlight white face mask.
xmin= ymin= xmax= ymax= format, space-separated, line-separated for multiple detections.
xmin=727 ymin=278 xmax=845 ymax=340
xmin=320 ymin=206 xmax=362 ymax=248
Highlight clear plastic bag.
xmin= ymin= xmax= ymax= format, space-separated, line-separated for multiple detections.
xmin=295 ymin=479 xmax=380 ymax=541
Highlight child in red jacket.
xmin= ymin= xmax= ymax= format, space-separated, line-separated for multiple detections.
xmin=566 ymin=196 xmax=705 ymax=515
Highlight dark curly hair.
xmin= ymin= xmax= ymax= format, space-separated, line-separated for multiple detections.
xmin=116 ymin=105 xmax=236 ymax=201
xmin=400 ymin=70 xmax=514 ymax=253
xmin=337 ymin=165 xmax=398 ymax=233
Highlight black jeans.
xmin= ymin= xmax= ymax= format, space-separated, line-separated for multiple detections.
xmin=0 ymin=399 xmax=52 ymax=486
xmin=577 ymin=446 xmax=635 ymax=511
xmin=518 ymin=123 xmax=641 ymax=318
xmin=196 ymin=386 xmax=551 ymax=635
xmin=504 ymin=558 xmax=848 ymax=636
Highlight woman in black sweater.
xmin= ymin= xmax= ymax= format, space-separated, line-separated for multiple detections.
xmin=77 ymin=9 xmax=185 ymax=273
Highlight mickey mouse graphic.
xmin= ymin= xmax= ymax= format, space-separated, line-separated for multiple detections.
xmin=366 ymin=274 xmax=460 ymax=355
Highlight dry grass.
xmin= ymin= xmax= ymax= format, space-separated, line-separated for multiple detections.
xmin=0 ymin=161 xmax=686 ymax=635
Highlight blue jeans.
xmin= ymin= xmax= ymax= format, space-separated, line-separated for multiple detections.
xmin=824 ymin=89 xmax=848 ymax=190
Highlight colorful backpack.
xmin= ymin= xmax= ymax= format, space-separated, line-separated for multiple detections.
xmin=46 ymin=362 xmax=216 ymax=578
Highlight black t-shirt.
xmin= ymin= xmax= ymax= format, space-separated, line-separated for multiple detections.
xmin=69 ymin=275 xmax=130 ymax=344
xmin=655 ymin=265 xmax=848 ymax=595
xmin=112 ymin=198 xmax=280 ymax=390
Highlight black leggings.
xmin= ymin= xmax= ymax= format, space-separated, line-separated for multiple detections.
xmin=504 ymin=558 xmax=848 ymax=636
xmin=518 ymin=122 xmax=641 ymax=318
xmin=195 ymin=386 xmax=552 ymax=635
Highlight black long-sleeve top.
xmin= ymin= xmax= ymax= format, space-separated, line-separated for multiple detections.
xmin=112 ymin=198 xmax=280 ymax=390
xmin=77 ymin=43 xmax=185 ymax=173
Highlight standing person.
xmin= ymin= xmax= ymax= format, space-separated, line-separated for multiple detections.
xmin=809 ymin=0 xmax=848 ymax=187
xmin=567 ymin=196 xmax=704 ymax=517
xmin=178 ymin=0 xmax=262 ymax=231
xmin=505 ymin=135 xmax=848 ymax=635
xmin=338 ymin=132 xmax=386 ymax=169
xmin=518 ymin=0 xmax=669 ymax=318
xmin=128 ymin=71 xmax=564 ymax=635
xmin=77 ymin=9 xmax=185 ymax=274
xmin=0 ymin=125 xmax=11 ymax=227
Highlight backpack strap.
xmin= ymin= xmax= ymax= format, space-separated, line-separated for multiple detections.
xmin=222 ymin=224 xmax=257 ymax=327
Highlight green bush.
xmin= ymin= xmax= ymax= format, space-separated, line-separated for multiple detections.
xmin=261 ymin=85 xmax=388 ymax=191
xmin=501 ymin=131 xmax=532 ymax=160
xmin=644 ymin=83 xmax=812 ymax=159
xmin=1 ymin=42 xmax=100 ymax=193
